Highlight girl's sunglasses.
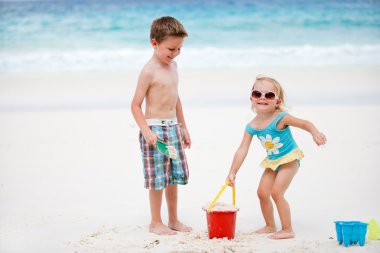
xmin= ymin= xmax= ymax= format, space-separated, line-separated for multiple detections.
xmin=251 ymin=90 xmax=277 ymax=100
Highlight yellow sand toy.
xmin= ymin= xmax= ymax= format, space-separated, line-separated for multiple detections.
xmin=207 ymin=180 xmax=235 ymax=212
xmin=368 ymin=218 xmax=380 ymax=240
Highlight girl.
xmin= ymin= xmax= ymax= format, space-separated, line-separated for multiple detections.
xmin=226 ymin=75 xmax=327 ymax=239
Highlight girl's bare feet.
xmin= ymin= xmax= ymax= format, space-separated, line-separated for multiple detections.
xmin=255 ymin=226 xmax=277 ymax=234
xmin=149 ymin=223 xmax=176 ymax=235
xmin=268 ymin=229 xmax=295 ymax=239
xmin=168 ymin=221 xmax=192 ymax=232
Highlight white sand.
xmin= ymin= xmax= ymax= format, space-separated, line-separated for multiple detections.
xmin=1 ymin=67 xmax=380 ymax=253
xmin=202 ymin=202 xmax=239 ymax=212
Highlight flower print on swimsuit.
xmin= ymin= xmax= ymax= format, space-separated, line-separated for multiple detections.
xmin=259 ymin=134 xmax=284 ymax=155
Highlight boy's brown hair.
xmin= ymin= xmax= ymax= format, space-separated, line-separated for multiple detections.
xmin=150 ymin=16 xmax=188 ymax=43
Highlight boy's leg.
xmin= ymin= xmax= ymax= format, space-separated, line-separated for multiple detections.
xmin=140 ymin=126 xmax=175 ymax=235
xmin=165 ymin=184 xmax=192 ymax=232
xmin=268 ymin=160 xmax=298 ymax=239
xmin=256 ymin=168 xmax=277 ymax=233
xmin=149 ymin=189 xmax=176 ymax=235
xmin=164 ymin=124 xmax=191 ymax=232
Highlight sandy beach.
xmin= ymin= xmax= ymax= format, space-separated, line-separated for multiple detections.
xmin=1 ymin=67 xmax=380 ymax=253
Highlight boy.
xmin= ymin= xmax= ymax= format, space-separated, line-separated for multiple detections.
xmin=131 ymin=16 xmax=192 ymax=235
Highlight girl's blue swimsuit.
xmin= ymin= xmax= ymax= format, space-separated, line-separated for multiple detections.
xmin=245 ymin=112 xmax=304 ymax=171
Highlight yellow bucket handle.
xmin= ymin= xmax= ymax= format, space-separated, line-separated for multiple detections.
xmin=207 ymin=180 xmax=236 ymax=212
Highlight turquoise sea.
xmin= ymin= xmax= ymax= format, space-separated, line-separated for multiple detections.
xmin=1 ymin=0 xmax=380 ymax=72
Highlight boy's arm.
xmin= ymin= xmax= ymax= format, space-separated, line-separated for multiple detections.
xmin=131 ymin=69 xmax=157 ymax=146
xmin=282 ymin=114 xmax=327 ymax=146
xmin=176 ymin=97 xmax=191 ymax=148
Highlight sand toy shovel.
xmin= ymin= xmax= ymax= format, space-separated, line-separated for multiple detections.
xmin=156 ymin=139 xmax=178 ymax=159
xmin=204 ymin=180 xmax=238 ymax=239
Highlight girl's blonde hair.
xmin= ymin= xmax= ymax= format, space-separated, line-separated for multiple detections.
xmin=252 ymin=75 xmax=288 ymax=111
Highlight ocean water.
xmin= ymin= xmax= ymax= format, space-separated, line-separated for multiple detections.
xmin=1 ymin=0 xmax=380 ymax=72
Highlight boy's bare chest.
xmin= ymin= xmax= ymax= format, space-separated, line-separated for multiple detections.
xmin=151 ymin=70 xmax=178 ymax=93
xmin=153 ymin=68 xmax=177 ymax=85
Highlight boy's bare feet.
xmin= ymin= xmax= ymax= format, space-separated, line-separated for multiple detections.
xmin=268 ymin=230 xmax=295 ymax=239
xmin=255 ymin=226 xmax=277 ymax=234
xmin=168 ymin=221 xmax=192 ymax=232
xmin=149 ymin=223 xmax=177 ymax=235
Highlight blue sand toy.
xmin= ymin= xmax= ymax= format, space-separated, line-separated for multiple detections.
xmin=334 ymin=221 xmax=368 ymax=247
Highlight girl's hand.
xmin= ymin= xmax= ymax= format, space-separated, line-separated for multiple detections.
xmin=313 ymin=131 xmax=327 ymax=146
xmin=182 ymin=127 xmax=191 ymax=148
xmin=226 ymin=172 xmax=236 ymax=187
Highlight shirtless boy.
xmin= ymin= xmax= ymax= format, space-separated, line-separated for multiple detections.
xmin=131 ymin=16 xmax=192 ymax=235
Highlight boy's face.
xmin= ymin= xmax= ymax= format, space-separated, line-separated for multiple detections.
xmin=152 ymin=36 xmax=185 ymax=65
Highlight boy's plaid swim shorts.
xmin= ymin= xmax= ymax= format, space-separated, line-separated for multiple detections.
xmin=139 ymin=124 xmax=189 ymax=190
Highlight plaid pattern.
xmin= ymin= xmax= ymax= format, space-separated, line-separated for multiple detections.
xmin=139 ymin=124 xmax=189 ymax=190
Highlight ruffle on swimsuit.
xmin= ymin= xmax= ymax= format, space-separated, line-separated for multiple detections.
xmin=260 ymin=147 xmax=304 ymax=171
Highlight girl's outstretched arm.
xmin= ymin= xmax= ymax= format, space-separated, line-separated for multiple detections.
xmin=227 ymin=131 xmax=253 ymax=186
xmin=281 ymin=114 xmax=327 ymax=146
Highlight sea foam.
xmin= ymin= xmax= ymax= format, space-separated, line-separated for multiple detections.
xmin=1 ymin=44 xmax=380 ymax=73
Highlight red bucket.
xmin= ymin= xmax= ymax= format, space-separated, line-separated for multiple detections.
xmin=205 ymin=181 xmax=237 ymax=239
xmin=205 ymin=209 xmax=238 ymax=239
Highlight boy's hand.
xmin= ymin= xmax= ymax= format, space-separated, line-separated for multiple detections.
xmin=182 ymin=128 xmax=191 ymax=148
xmin=143 ymin=130 xmax=159 ymax=146
xmin=313 ymin=131 xmax=327 ymax=146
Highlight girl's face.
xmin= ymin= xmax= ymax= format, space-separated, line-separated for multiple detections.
xmin=152 ymin=36 xmax=184 ymax=65
xmin=251 ymin=80 xmax=281 ymax=113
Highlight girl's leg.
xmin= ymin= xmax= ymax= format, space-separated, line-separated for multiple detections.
xmin=165 ymin=184 xmax=192 ymax=232
xmin=256 ymin=168 xmax=277 ymax=233
xmin=149 ymin=189 xmax=176 ymax=235
xmin=268 ymin=160 xmax=298 ymax=239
